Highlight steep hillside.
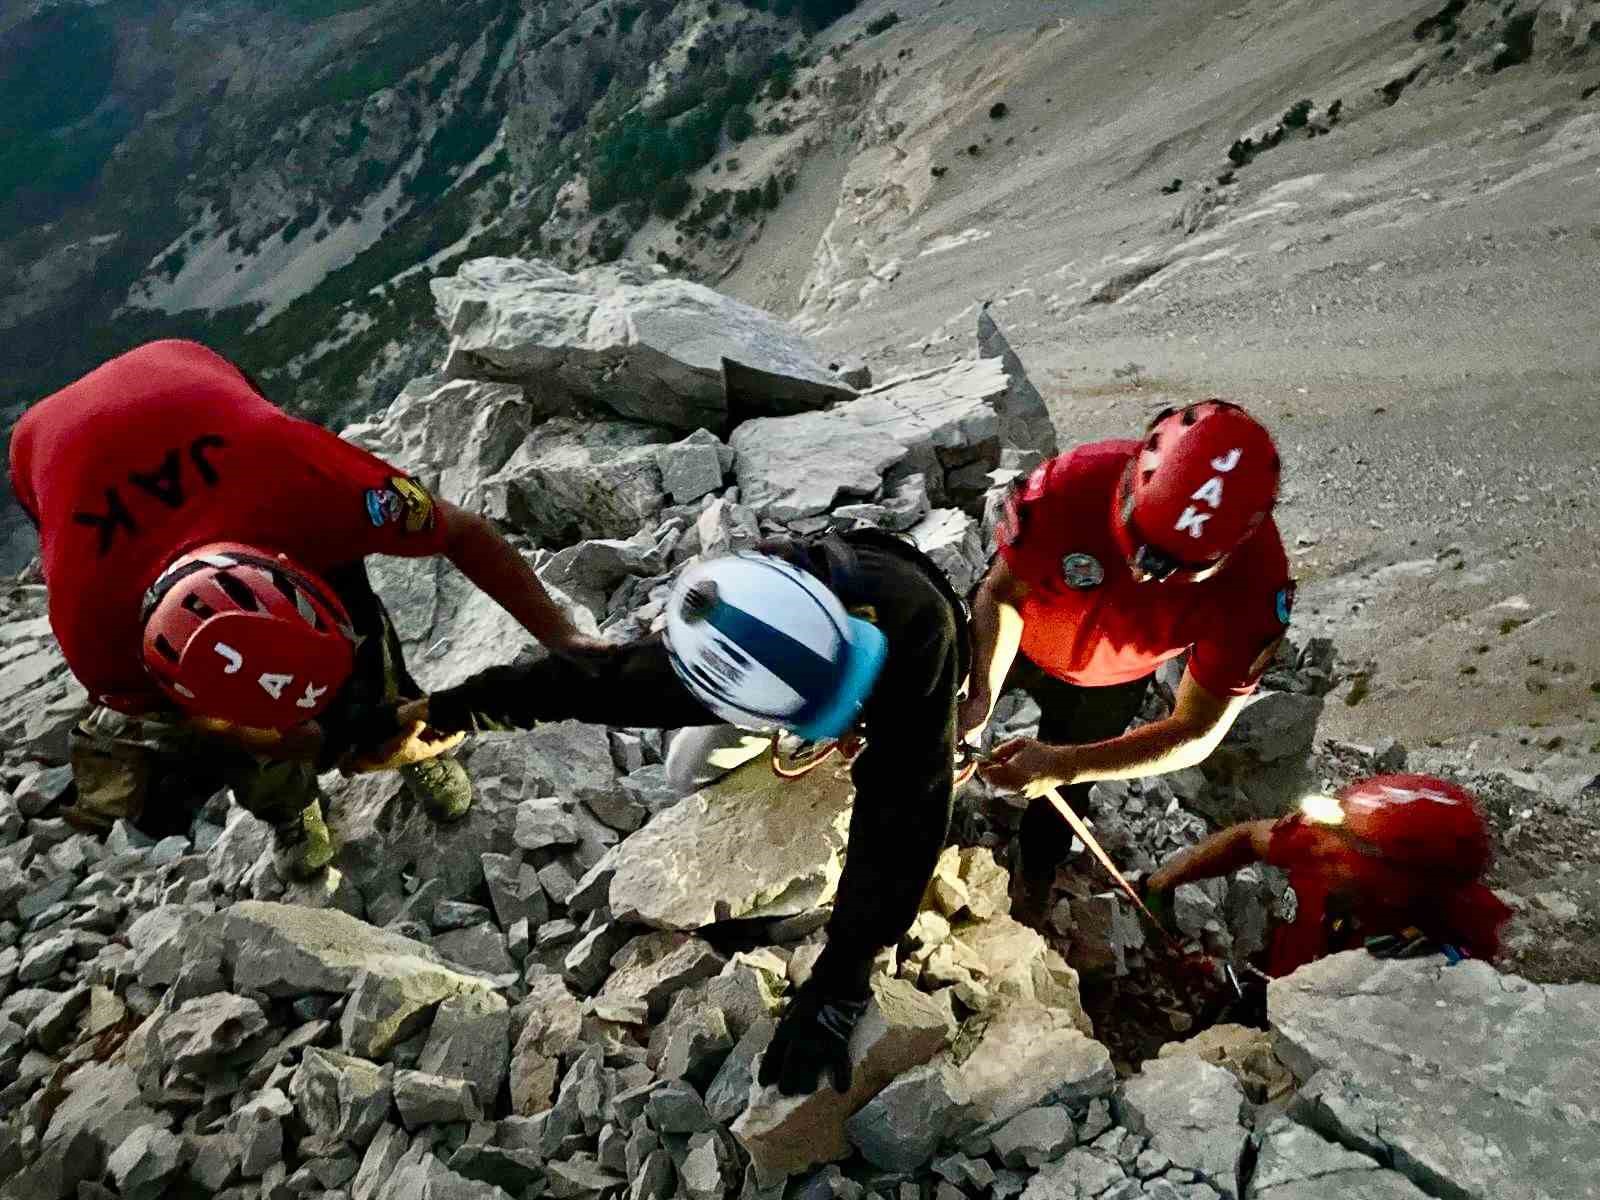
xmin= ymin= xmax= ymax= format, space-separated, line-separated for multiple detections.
xmin=0 ymin=0 xmax=866 ymax=432
xmin=715 ymin=0 xmax=1600 ymax=781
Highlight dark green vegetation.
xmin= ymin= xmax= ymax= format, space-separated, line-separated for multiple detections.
xmin=0 ymin=7 xmax=128 ymax=239
xmin=3 ymin=0 xmax=861 ymax=431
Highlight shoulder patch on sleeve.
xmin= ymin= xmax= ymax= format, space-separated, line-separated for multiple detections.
xmin=365 ymin=475 xmax=436 ymax=534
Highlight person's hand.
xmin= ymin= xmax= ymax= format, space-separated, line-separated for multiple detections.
xmin=550 ymin=630 xmax=625 ymax=672
xmin=757 ymin=975 xmax=870 ymax=1096
xmin=956 ymin=686 xmax=992 ymax=746
xmin=978 ymin=737 xmax=1078 ymax=798
xmin=1143 ymin=882 xmax=1180 ymax=937
xmin=339 ymin=720 xmax=464 ymax=774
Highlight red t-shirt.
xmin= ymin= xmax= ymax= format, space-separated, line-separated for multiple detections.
xmin=1262 ymin=813 xmax=1513 ymax=976
xmin=8 ymin=339 xmax=449 ymax=713
xmin=996 ymin=440 xmax=1292 ymax=695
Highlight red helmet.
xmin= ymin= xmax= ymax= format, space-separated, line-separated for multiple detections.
xmin=140 ymin=542 xmax=355 ymax=730
xmin=1335 ymin=773 xmax=1493 ymax=880
xmin=1115 ymin=400 xmax=1279 ymax=578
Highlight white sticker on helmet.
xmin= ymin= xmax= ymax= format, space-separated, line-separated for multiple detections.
xmin=214 ymin=642 xmax=244 ymax=674
xmin=296 ymin=682 xmax=328 ymax=709
xmin=1174 ymin=506 xmax=1212 ymax=538
xmin=258 ymin=672 xmax=293 ymax=700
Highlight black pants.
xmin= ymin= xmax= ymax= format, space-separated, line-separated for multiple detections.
xmin=1003 ymin=654 xmax=1152 ymax=887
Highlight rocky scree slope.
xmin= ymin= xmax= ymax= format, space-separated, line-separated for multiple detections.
xmin=1 ymin=262 xmax=1595 ymax=1200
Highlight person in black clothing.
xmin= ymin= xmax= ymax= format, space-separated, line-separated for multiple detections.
xmin=399 ymin=530 xmax=968 ymax=1098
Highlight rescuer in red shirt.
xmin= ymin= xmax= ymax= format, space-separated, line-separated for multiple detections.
xmin=964 ymin=400 xmax=1294 ymax=923
xmin=9 ymin=340 xmax=610 ymax=878
xmin=1144 ymin=774 xmax=1514 ymax=976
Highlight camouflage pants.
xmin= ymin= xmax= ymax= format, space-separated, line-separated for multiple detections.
xmin=66 ymin=562 xmax=420 ymax=834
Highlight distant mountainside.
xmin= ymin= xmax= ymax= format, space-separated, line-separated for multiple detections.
xmin=0 ymin=0 xmax=866 ymax=432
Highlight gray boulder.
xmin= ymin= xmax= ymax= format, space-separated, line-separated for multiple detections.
xmin=1270 ymin=953 xmax=1600 ymax=1200
xmin=323 ymin=766 xmax=520 ymax=923
xmin=480 ymin=853 xmax=549 ymax=932
xmin=595 ymin=932 xmax=725 ymax=1023
xmin=417 ymin=990 xmax=511 ymax=1108
xmin=394 ymin=1069 xmax=483 ymax=1128
xmin=366 ymin=550 xmax=597 ymax=692
xmin=1118 ymin=1056 xmax=1248 ymax=1198
xmin=1197 ymin=691 xmax=1324 ymax=825
xmin=989 ymin=1105 xmax=1076 ymax=1170
xmin=1248 ymin=1117 xmax=1430 ymax=1199
xmin=909 ymin=508 xmax=986 ymax=596
xmin=107 ymin=1125 xmax=185 ymax=1200
xmin=341 ymin=376 xmax=533 ymax=505
xmin=475 ymin=416 xmax=671 ymax=544
xmin=292 ymin=1047 xmax=394 ymax=1148
xmin=656 ymin=430 xmax=730 ymax=505
xmin=845 ymin=1060 xmax=972 ymax=1172
xmin=151 ymin=993 xmax=272 ymax=1080
xmin=433 ymin=257 xmax=853 ymax=432
xmin=609 ymin=758 xmax=851 ymax=930
xmin=976 ymin=304 xmax=1058 ymax=459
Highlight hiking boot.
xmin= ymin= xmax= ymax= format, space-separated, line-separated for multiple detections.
xmin=272 ymin=799 xmax=335 ymax=881
xmin=401 ymin=754 xmax=473 ymax=822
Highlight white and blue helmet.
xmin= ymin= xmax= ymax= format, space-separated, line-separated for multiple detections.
xmin=664 ymin=552 xmax=888 ymax=741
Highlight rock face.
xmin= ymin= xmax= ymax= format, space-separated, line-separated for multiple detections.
xmin=976 ymin=304 xmax=1057 ymax=462
xmin=366 ymin=551 xmax=598 ymax=692
xmin=1270 ymin=953 xmax=1600 ymax=1200
xmin=1248 ymin=1117 xmax=1431 ymax=1200
xmin=0 ymin=592 xmax=84 ymax=763
xmin=732 ymin=976 xmax=955 ymax=1185
xmin=1118 ymin=1056 xmax=1248 ymax=1198
xmin=608 ymin=757 xmax=852 ymax=929
xmin=730 ymin=356 xmax=1015 ymax=522
xmin=434 ymin=257 xmax=854 ymax=432
xmin=1197 ymin=691 xmax=1325 ymax=825
xmin=341 ymin=375 xmax=533 ymax=506
xmin=212 ymin=901 xmax=497 ymax=1055
xmin=475 ymin=417 xmax=672 ymax=544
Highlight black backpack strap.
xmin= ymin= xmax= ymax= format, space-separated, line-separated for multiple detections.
xmin=751 ymin=527 xmax=972 ymax=685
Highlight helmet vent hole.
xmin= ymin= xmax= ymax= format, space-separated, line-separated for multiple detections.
xmin=181 ymin=594 xmax=215 ymax=619
xmin=215 ymin=571 xmax=259 ymax=612
xmin=1181 ymin=406 xmax=1199 ymax=425
xmin=681 ymin=583 xmax=719 ymax=622
xmin=1142 ymin=469 xmax=1156 ymax=484
xmin=153 ymin=634 xmax=180 ymax=663
xmin=270 ymin=570 xmax=321 ymax=629
xmin=1145 ymin=433 xmax=1161 ymax=451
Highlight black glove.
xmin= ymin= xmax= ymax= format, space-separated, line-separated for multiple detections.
xmin=758 ymin=974 xmax=870 ymax=1096
xmin=314 ymin=699 xmax=408 ymax=768
xmin=1365 ymin=927 xmax=1463 ymax=962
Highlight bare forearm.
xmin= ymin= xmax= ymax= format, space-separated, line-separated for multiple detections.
xmin=969 ymin=570 xmax=1024 ymax=709
xmin=1064 ymin=715 xmax=1225 ymax=783
xmin=442 ymin=503 xmax=583 ymax=647
xmin=1149 ymin=820 xmax=1272 ymax=891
